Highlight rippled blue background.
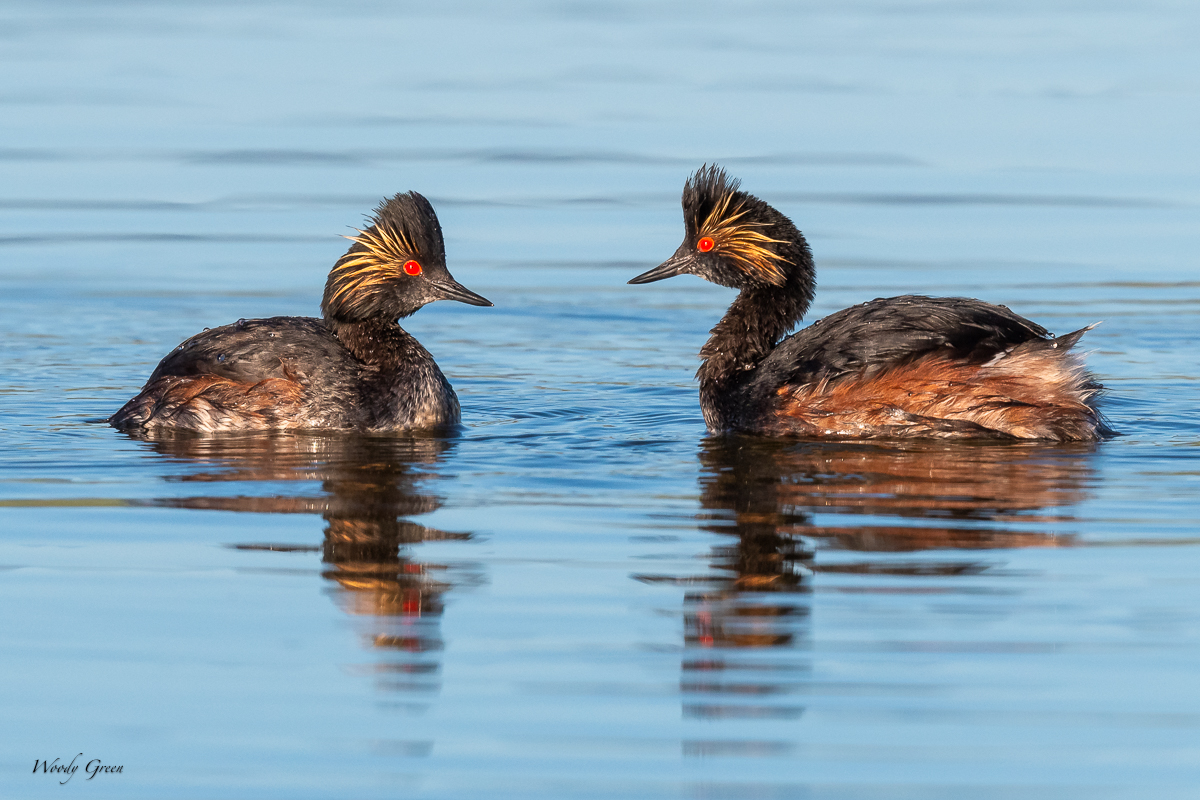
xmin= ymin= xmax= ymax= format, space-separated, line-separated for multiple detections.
xmin=2 ymin=2 xmax=1199 ymax=798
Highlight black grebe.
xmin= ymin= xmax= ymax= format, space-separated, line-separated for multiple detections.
xmin=630 ymin=166 xmax=1109 ymax=441
xmin=110 ymin=192 xmax=491 ymax=433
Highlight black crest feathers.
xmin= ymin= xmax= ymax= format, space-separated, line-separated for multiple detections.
xmin=321 ymin=192 xmax=446 ymax=321
xmin=683 ymin=165 xmax=790 ymax=286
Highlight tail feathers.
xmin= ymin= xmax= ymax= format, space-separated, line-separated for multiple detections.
xmin=1049 ymin=322 xmax=1100 ymax=352
xmin=984 ymin=324 xmax=1110 ymax=439
xmin=109 ymin=396 xmax=153 ymax=429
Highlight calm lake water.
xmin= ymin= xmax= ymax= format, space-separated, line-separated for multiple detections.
xmin=3 ymin=1 xmax=1199 ymax=798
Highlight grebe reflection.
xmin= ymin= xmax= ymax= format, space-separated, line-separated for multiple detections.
xmin=131 ymin=431 xmax=478 ymax=697
xmin=639 ymin=437 xmax=1097 ymax=722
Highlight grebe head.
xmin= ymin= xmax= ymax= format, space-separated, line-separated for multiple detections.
xmin=322 ymin=191 xmax=492 ymax=322
xmin=629 ymin=164 xmax=812 ymax=291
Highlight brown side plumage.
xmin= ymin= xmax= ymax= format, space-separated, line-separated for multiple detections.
xmin=114 ymin=374 xmax=308 ymax=432
xmin=771 ymin=327 xmax=1102 ymax=440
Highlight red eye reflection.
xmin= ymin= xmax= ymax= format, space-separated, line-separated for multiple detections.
xmin=697 ymin=237 xmax=715 ymax=252
xmin=403 ymin=260 xmax=422 ymax=276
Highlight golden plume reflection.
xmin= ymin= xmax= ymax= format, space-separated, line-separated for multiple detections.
xmin=657 ymin=436 xmax=1098 ymax=724
xmin=127 ymin=430 xmax=477 ymax=699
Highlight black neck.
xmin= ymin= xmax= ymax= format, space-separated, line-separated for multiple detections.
xmin=326 ymin=317 xmax=415 ymax=370
xmin=697 ymin=275 xmax=813 ymax=429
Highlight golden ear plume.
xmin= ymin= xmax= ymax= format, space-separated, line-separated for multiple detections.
xmin=327 ymin=224 xmax=417 ymax=304
xmin=699 ymin=193 xmax=789 ymax=286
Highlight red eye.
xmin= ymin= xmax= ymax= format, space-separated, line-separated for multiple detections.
xmin=697 ymin=237 xmax=715 ymax=252
xmin=403 ymin=260 xmax=422 ymax=276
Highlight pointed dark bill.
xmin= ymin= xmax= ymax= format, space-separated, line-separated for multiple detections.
xmin=628 ymin=249 xmax=695 ymax=284
xmin=434 ymin=278 xmax=493 ymax=307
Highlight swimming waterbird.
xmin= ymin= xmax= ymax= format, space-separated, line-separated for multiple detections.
xmin=629 ymin=165 xmax=1108 ymax=440
xmin=111 ymin=192 xmax=491 ymax=432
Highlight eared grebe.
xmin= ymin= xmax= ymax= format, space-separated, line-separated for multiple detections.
xmin=110 ymin=192 xmax=492 ymax=433
xmin=630 ymin=166 xmax=1108 ymax=441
